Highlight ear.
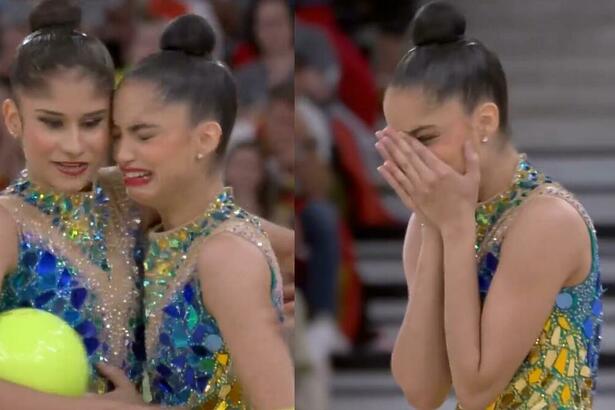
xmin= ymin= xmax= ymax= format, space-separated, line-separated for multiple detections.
xmin=2 ymin=98 xmax=22 ymax=140
xmin=192 ymin=120 xmax=223 ymax=158
xmin=472 ymin=101 xmax=500 ymax=141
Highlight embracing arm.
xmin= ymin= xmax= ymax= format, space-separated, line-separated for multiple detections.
xmin=0 ymin=208 xmax=151 ymax=410
xmin=198 ymin=233 xmax=294 ymax=410
xmin=441 ymin=196 xmax=590 ymax=409
xmin=259 ymin=219 xmax=294 ymax=276
xmin=391 ymin=214 xmax=451 ymax=409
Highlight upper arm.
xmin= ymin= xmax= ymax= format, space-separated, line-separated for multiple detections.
xmin=402 ymin=214 xmax=422 ymax=284
xmin=197 ymin=233 xmax=293 ymax=408
xmin=476 ymin=195 xmax=590 ymax=396
xmin=0 ymin=204 xmax=18 ymax=282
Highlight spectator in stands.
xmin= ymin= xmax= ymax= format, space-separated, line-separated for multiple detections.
xmin=259 ymin=81 xmax=295 ymax=227
xmin=225 ymin=140 xmax=270 ymax=217
xmin=234 ymin=0 xmax=294 ymax=111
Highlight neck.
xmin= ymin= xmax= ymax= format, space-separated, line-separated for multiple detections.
xmin=157 ymin=174 xmax=225 ymax=230
xmin=478 ymin=142 xmax=520 ymax=202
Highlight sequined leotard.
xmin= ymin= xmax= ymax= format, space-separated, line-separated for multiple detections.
xmin=142 ymin=188 xmax=284 ymax=409
xmin=457 ymin=155 xmax=602 ymax=410
xmin=0 ymin=168 xmax=145 ymax=392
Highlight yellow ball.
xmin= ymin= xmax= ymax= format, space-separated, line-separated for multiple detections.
xmin=0 ymin=308 xmax=89 ymax=396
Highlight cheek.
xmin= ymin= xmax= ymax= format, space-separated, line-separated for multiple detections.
xmin=22 ymin=127 xmax=56 ymax=160
xmin=142 ymin=137 xmax=193 ymax=177
xmin=429 ymin=134 xmax=466 ymax=173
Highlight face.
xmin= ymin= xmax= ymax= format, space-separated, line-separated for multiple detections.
xmin=225 ymin=145 xmax=264 ymax=194
xmin=383 ymin=86 xmax=480 ymax=174
xmin=295 ymin=66 xmax=335 ymax=104
xmin=113 ymin=80 xmax=209 ymax=208
xmin=264 ymin=98 xmax=294 ymax=171
xmin=255 ymin=0 xmax=293 ymax=55
xmin=3 ymin=70 xmax=111 ymax=193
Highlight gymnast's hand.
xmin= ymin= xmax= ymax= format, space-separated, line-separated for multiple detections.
xmin=376 ymin=127 xmax=480 ymax=228
xmin=93 ymin=363 xmax=145 ymax=406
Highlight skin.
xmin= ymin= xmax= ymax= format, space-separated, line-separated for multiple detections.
xmin=0 ymin=69 xmax=147 ymax=409
xmin=378 ymin=86 xmax=591 ymax=409
xmin=113 ymin=79 xmax=294 ymax=409
xmin=264 ymin=97 xmax=294 ymax=174
xmin=255 ymin=0 xmax=293 ymax=57
xmin=0 ymin=70 xmax=295 ymax=409
xmin=225 ymin=145 xmax=266 ymax=216
xmin=2 ymin=70 xmax=111 ymax=193
xmin=254 ymin=0 xmax=294 ymax=87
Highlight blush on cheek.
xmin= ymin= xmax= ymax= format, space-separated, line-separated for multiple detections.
xmin=23 ymin=129 xmax=57 ymax=160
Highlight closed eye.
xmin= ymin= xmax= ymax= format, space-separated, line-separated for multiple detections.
xmin=38 ymin=117 xmax=63 ymax=129
xmin=418 ymin=134 xmax=438 ymax=144
xmin=81 ymin=117 xmax=105 ymax=129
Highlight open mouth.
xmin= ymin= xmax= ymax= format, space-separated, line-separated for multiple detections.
xmin=121 ymin=168 xmax=153 ymax=187
xmin=53 ymin=162 xmax=89 ymax=177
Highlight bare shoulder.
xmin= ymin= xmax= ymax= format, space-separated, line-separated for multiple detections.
xmin=502 ymin=193 xmax=590 ymax=281
xmin=197 ymin=231 xmax=270 ymax=289
xmin=510 ymin=193 xmax=589 ymax=245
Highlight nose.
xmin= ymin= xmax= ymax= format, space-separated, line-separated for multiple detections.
xmin=59 ymin=125 xmax=85 ymax=157
xmin=114 ymin=133 xmax=134 ymax=166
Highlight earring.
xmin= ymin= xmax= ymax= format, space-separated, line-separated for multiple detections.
xmin=481 ymin=136 xmax=489 ymax=143
xmin=196 ymin=153 xmax=204 ymax=160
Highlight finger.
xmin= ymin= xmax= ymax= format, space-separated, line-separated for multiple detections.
xmin=464 ymin=140 xmax=480 ymax=178
xmin=381 ymin=130 xmax=430 ymax=182
xmin=96 ymin=363 xmax=132 ymax=388
xmin=375 ymin=129 xmax=386 ymax=140
xmin=378 ymin=164 xmax=416 ymax=209
xmin=406 ymin=136 xmax=451 ymax=175
xmin=380 ymin=136 xmax=422 ymax=186
xmin=374 ymin=140 xmax=393 ymax=163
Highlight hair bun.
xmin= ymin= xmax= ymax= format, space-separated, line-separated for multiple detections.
xmin=411 ymin=1 xmax=466 ymax=47
xmin=160 ymin=14 xmax=216 ymax=58
xmin=29 ymin=0 xmax=82 ymax=32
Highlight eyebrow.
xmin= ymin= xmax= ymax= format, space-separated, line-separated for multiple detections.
xmin=403 ymin=125 xmax=437 ymax=137
xmin=35 ymin=109 xmax=108 ymax=117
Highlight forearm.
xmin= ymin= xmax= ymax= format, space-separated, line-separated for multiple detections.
xmin=260 ymin=219 xmax=294 ymax=264
xmin=441 ymin=216 xmax=486 ymax=403
xmin=0 ymin=380 xmax=96 ymax=410
xmin=392 ymin=225 xmax=450 ymax=408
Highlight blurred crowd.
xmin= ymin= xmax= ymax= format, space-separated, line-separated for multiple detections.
xmin=294 ymin=1 xmax=421 ymax=408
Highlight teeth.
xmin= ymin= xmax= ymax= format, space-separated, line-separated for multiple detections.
xmin=125 ymin=172 xmax=151 ymax=178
